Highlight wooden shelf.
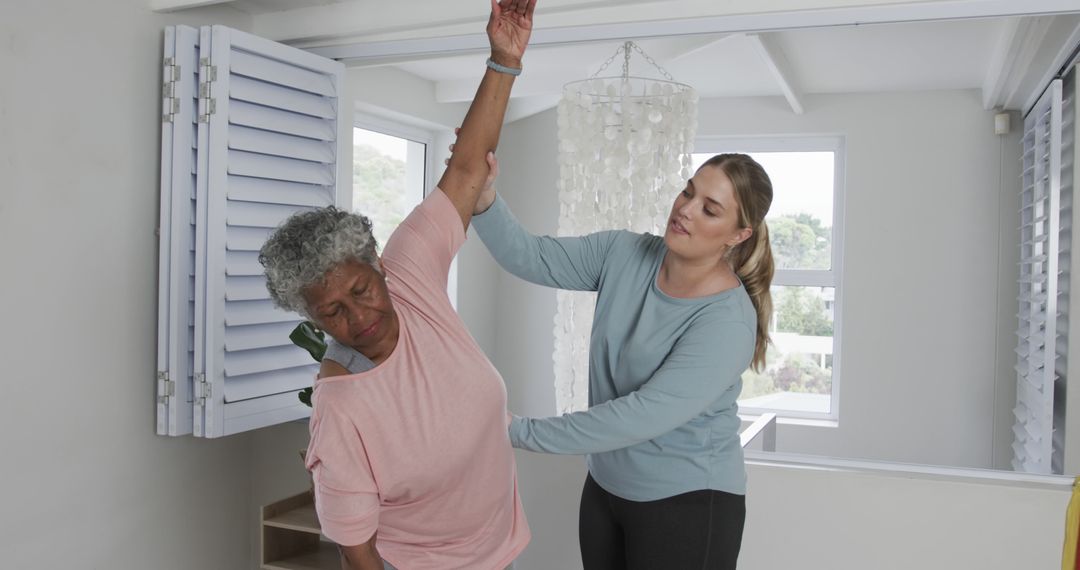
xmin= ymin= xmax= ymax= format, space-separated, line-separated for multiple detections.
xmin=262 ymin=490 xmax=338 ymax=570
xmin=265 ymin=502 xmax=321 ymax=533
xmin=262 ymin=540 xmax=338 ymax=570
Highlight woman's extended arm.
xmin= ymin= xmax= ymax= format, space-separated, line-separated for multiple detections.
xmin=473 ymin=194 xmax=623 ymax=294
xmin=447 ymin=142 xmax=622 ymax=293
xmin=438 ymin=0 xmax=536 ymax=230
xmin=510 ymin=318 xmax=756 ymax=455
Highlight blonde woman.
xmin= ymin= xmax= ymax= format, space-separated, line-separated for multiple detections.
xmin=472 ymin=152 xmax=775 ymax=569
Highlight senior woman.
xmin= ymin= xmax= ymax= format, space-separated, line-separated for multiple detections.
xmin=257 ymin=2 xmax=537 ymax=569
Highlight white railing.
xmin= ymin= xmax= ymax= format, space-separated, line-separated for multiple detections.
xmin=740 ymin=412 xmax=777 ymax=451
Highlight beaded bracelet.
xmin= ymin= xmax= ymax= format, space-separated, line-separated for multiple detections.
xmin=486 ymin=57 xmax=522 ymax=76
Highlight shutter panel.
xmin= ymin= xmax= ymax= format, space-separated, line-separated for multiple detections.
xmin=1055 ymin=68 xmax=1075 ymax=473
xmin=1013 ymin=79 xmax=1067 ymax=473
xmin=193 ymin=26 xmax=346 ymax=437
xmin=156 ymin=26 xmax=200 ymax=436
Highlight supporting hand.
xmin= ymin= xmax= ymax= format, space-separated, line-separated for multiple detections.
xmin=447 ymin=128 xmax=500 ymax=214
xmin=476 ymin=150 xmax=499 ymax=214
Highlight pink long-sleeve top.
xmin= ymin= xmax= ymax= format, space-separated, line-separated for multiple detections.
xmin=305 ymin=189 xmax=530 ymax=570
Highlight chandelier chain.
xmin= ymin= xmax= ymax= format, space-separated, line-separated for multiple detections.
xmin=589 ymin=40 xmax=677 ymax=82
xmin=590 ymin=46 xmax=620 ymax=78
xmin=630 ymin=42 xmax=675 ymax=82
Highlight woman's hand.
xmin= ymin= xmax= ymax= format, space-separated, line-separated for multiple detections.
xmin=487 ymin=0 xmax=537 ymax=68
xmin=447 ymin=128 xmax=499 ymax=214
xmin=475 ymin=150 xmax=499 ymax=214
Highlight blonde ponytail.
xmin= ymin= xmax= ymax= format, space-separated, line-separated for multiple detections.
xmin=702 ymin=153 xmax=776 ymax=371
xmin=732 ymin=221 xmax=774 ymax=372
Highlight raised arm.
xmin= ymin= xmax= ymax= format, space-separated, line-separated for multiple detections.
xmin=439 ymin=0 xmax=536 ymax=230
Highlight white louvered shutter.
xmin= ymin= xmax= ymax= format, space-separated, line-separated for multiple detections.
xmin=1013 ymin=78 xmax=1070 ymax=474
xmin=156 ymin=26 xmax=200 ymax=436
xmin=1059 ymin=67 xmax=1076 ymax=472
xmin=192 ymin=26 xmax=347 ymax=437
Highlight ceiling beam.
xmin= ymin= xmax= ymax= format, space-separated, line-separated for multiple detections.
xmin=665 ymin=34 xmax=739 ymax=63
xmin=150 ymin=0 xmax=234 ymax=13
xmin=982 ymin=16 xmax=1054 ymax=110
xmin=296 ymin=0 xmax=1080 ymax=63
xmin=1020 ymin=15 xmax=1080 ymax=114
xmin=432 ymin=34 xmax=732 ymax=103
xmin=746 ymin=33 xmax=803 ymax=114
xmin=619 ymin=34 xmax=736 ymax=69
xmin=436 ymin=71 xmax=579 ymax=103
xmin=1000 ymin=16 xmax=1056 ymax=110
xmin=981 ymin=18 xmax=1022 ymax=110
xmin=255 ymin=0 xmax=618 ymax=44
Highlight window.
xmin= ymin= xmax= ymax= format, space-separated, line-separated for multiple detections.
xmin=693 ymin=136 xmax=845 ymax=420
xmin=352 ymin=118 xmax=431 ymax=251
xmin=351 ymin=116 xmax=459 ymax=306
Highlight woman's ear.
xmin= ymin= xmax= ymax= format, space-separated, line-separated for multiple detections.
xmin=729 ymin=226 xmax=753 ymax=248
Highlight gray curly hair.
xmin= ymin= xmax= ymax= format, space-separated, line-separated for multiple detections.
xmin=258 ymin=207 xmax=380 ymax=318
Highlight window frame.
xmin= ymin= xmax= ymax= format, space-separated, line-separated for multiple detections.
xmin=350 ymin=112 xmax=462 ymax=306
xmin=694 ymin=135 xmax=846 ymax=422
xmin=353 ymin=111 xmax=436 ymax=202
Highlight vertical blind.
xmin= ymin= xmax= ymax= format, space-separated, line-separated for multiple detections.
xmin=1013 ymin=71 xmax=1075 ymax=473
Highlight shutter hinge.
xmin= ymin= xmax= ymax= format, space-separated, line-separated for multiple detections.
xmin=157 ymin=371 xmax=174 ymax=405
xmin=196 ymin=373 xmax=212 ymax=405
xmin=162 ymin=57 xmax=181 ymax=123
xmin=198 ymin=58 xmax=218 ymax=124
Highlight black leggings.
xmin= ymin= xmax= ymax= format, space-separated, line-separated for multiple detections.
xmin=578 ymin=474 xmax=745 ymax=570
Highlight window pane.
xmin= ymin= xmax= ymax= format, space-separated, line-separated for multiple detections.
xmin=353 ymin=127 xmax=426 ymax=252
xmin=692 ymin=152 xmax=834 ymax=270
xmin=739 ymin=285 xmax=834 ymax=414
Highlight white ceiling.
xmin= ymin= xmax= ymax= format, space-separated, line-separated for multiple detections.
xmin=385 ymin=18 xmax=1003 ymax=101
xmin=227 ymin=0 xmax=352 ymax=15
xmin=155 ymin=0 xmax=1080 ymax=115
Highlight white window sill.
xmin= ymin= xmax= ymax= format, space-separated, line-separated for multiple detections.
xmin=740 ymin=413 xmax=838 ymax=429
xmin=744 ymin=451 xmax=1074 ymax=491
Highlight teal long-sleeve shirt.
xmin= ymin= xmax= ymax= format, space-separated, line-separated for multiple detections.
xmin=472 ymin=195 xmax=757 ymax=500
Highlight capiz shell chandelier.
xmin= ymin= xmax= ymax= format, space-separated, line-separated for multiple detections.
xmin=553 ymin=41 xmax=698 ymax=413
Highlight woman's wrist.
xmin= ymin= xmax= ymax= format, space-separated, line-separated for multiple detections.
xmin=488 ymin=52 xmax=522 ymax=70
xmin=474 ymin=191 xmax=497 ymax=215
xmin=486 ymin=58 xmax=521 ymax=76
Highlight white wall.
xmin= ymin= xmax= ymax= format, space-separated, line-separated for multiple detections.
xmin=739 ymin=462 xmax=1070 ymax=570
xmin=0 ymin=1 xmax=261 ymax=569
